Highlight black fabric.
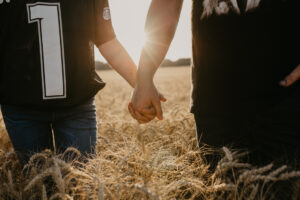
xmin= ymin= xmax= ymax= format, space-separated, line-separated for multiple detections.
xmin=237 ymin=0 xmax=248 ymax=13
xmin=191 ymin=0 xmax=300 ymax=166
xmin=0 ymin=0 xmax=114 ymax=110
xmin=191 ymin=0 xmax=300 ymax=117
xmin=194 ymin=89 xmax=300 ymax=165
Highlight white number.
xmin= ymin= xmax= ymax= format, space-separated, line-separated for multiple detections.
xmin=27 ymin=3 xmax=66 ymax=99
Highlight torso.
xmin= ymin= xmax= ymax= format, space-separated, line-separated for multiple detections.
xmin=0 ymin=0 xmax=106 ymax=110
xmin=191 ymin=0 xmax=300 ymax=116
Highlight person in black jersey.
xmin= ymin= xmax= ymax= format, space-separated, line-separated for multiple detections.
xmin=0 ymin=0 xmax=139 ymax=165
xmin=129 ymin=0 xmax=300 ymax=166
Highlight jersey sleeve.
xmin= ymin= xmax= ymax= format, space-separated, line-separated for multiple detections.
xmin=94 ymin=0 xmax=116 ymax=46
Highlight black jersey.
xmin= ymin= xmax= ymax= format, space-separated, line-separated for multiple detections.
xmin=0 ymin=0 xmax=115 ymax=109
xmin=191 ymin=0 xmax=300 ymax=116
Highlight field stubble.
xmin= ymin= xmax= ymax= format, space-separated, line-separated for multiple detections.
xmin=0 ymin=67 xmax=300 ymax=200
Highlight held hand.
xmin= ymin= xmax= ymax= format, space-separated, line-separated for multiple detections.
xmin=128 ymin=93 xmax=166 ymax=124
xmin=128 ymin=102 xmax=155 ymax=124
xmin=280 ymin=64 xmax=300 ymax=87
xmin=128 ymin=82 xmax=166 ymax=124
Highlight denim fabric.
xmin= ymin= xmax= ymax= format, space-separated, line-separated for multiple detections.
xmin=1 ymin=98 xmax=97 ymax=165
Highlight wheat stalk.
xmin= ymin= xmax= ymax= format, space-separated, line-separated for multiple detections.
xmin=1 ymin=68 xmax=300 ymax=200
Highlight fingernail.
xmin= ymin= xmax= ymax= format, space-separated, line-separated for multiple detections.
xmin=280 ymin=80 xmax=287 ymax=85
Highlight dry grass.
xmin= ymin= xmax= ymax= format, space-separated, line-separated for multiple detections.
xmin=0 ymin=67 xmax=300 ymax=200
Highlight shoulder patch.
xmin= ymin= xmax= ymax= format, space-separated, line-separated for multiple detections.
xmin=103 ymin=7 xmax=111 ymax=21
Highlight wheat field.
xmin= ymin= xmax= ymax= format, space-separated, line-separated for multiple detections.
xmin=1 ymin=67 xmax=300 ymax=200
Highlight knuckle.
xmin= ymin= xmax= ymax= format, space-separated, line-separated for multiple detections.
xmin=137 ymin=108 xmax=143 ymax=113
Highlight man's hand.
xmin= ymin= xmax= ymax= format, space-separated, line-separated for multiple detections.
xmin=280 ymin=64 xmax=300 ymax=87
xmin=129 ymin=81 xmax=166 ymax=124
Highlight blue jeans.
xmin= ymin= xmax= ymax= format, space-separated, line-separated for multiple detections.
xmin=1 ymin=98 xmax=97 ymax=165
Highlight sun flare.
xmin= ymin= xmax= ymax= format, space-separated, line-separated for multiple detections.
xmin=95 ymin=0 xmax=192 ymax=63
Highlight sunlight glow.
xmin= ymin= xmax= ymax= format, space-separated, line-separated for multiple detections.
xmin=95 ymin=0 xmax=191 ymax=64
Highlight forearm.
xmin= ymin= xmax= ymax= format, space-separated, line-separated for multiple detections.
xmin=98 ymin=38 xmax=137 ymax=88
xmin=137 ymin=0 xmax=183 ymax=83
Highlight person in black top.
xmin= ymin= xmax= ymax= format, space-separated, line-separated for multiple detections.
xmin=0 ymin=0 xmax=138 ymax=165
xmin=129 ymin=0 xmax=300 ymax=165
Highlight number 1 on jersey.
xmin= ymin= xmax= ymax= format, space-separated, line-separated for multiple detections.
xmin=27 ymin=3 xmax=66 ymax=100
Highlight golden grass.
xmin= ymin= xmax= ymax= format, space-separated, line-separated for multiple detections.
xmin=0 ymin=67 xmax=300 ymax=200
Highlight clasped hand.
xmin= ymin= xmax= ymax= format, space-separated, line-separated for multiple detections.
xmin=128 ymin=81 xmax=166 ymax=124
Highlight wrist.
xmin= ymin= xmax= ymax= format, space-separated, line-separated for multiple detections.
xmin=137 ymin=67 xmax=155 ymax=85
xmin=136 ymin=78 xmax=154 ymax=91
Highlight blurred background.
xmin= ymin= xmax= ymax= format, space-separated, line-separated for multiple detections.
xmin=94 ymin=0 xmax=192 ymax=69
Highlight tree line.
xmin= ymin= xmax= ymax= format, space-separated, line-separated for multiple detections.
xmin=95 ymin=58 xmax=191 ymax=70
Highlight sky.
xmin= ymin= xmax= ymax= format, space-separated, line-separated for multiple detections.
xmin=95 ymin=0 xmax=192 ymax=63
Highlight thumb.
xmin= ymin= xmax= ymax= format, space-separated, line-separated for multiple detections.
xmin=152 ymin=98 xmax=163 ymax=120
xmin=159 ymin=93 xmax=167 ymax=102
